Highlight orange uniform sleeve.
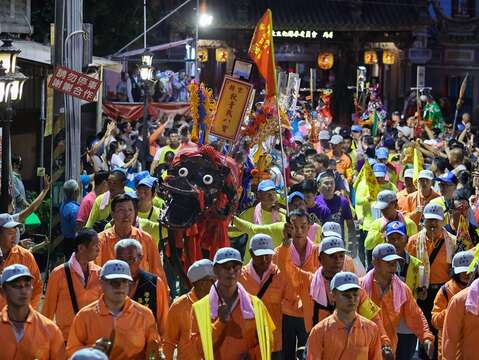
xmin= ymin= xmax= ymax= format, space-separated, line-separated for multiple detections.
xmin=368 ymin=323 xmax=383 ymax=360
xmin=358 ymin=290 xmax=391 ymax=347
xmin=145 ymin=310 xmax=162 ymax=358
xmin=66 ymin=311 xmax=89 ymax=356
xmin=402 ymin=287 xmax=434 ymax=343
xmin=42 ymin=268 xmax=60 ymax=320
xmin=431 ymin=286 xmax=449 ymax=331
xmin=49 ymin=323 xmax=68 ymax=360
xmin=306 ymin=325 xmax=324 ymax=360
xmin=442 ymin=293 xmax=465 ymax=359
xmin=163 ymin=301 xmax=183 ymax=360
xmin=27 ymin=252 xmax=43 ymax=309
xmin=156 ymin=277 xmax=170 ymax=336
xmin=275 ymin=244 xmax=312 ymax=291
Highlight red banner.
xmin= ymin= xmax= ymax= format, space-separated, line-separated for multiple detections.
xmin=48 ymin=66 xmax=101 ymax=102
xmin=102 ymin=102 xmax=191 ymax=122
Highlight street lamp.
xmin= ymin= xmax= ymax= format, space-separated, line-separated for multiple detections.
xmin=0 ymin=38 xmax=28 ymax=212
xmin=139 ymin=50 xmax=154 ymax=170
xmin=195 ymin=0 xmax=213 ymax=80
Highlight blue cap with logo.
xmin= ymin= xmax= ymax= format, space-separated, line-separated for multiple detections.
xmin=319 ymin=236 xmax=347 ymax=255
xmin=373 ymin=163 xmax=388 ymax=178
xmin=100 ymin=260 xmax=133 ymax=281
xmin=375 ymin=147 xmax=389 ymax=160
xmin=70 ymin=348 xmax=109 ymax=360
xmin=423 ymin=203 xmax=445 ymax=220
xmin=250 ymin=234 xmax=275 ymax=256
xmin=258 ymin=179 xmax=276 ymax=192
xmin=288 ymin=191 xmax=305 ymax=203
xmin=138 ymin=176 xmax=158 ymax=189
xmin=1 ymin=264 xmax=33 ymax=285
xmin=330 ymin=272 xmax=361 ymax=292
xmin=213 ymin=247 xmax=243 ymax=265
xmin=434 ymin=172 xmax=458 ymax=185
xmin=374 ymin=190 xmax=397 ymax=210
xmin=372 ymin=243 xmax=403 ymax=262
xmin=386 ymin=221 xmax=407 ymax=237
xmin=321 ymin=222 xmax=342 ymax=238
xmin=452 ymin=251 xmax=475 ymax=274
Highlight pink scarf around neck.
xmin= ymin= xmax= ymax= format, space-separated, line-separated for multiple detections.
xmin=382 ymin=211 xmax=405 ymax=228
xmin=209 ymin=281 xmax=254 ymax=320
xmin=362 ymin=269 xmax=407 ymax=313
xmin=290 ymin=238 xmax=314 ymax=266
xmin=310 ymin=267 xmax=328 ymax=306
xmin=253 ymin=202 xmax=280 ymax=224
xmin=466 ymin=278 xmax=479 ymax=315
xmin=247 ymin=261 xmax=274 ymax=285
xmin=307 ymin=223 xmax=319 ymax=243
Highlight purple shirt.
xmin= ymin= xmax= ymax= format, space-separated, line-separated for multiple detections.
xmin=314 ymin=194 xmax=353 ymax=235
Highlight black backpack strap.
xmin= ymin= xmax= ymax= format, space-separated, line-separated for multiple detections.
xmin=429 ymin=238 xmax=445 ymax=266
xmin=313 ymin=300 xmax=335 ymax=327
xmin=257 ymin=273 xmax=275 ymax=299
xmin=64 ymin=263 xmax=80 ymax=314
xmin=441 ymin=284 xmax=449 ymax=303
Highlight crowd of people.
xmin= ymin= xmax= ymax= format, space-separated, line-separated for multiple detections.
xmin=2 ymin=95 xmax=479 ymax=360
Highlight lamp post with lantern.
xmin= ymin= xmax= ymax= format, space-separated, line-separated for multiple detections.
xmin=0 ymin=38 xmax=28 ymax=212
xmin=139 ymin=50 xmax=154 ymax=170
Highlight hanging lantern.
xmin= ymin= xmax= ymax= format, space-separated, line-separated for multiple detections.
xmin=317 ymin=52 xmax=334 ymax=70
xmin=197 ymin=48 xmax=208 ymax=62
xmin=382 ymin=50 xmax=396 ymax=65
xmin=215 ymin=48 xmax=228 ymax=63
xmin=364 ymin=50 xmax=378 ymax=65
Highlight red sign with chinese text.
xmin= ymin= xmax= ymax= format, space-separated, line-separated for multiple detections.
xmin=48 ymin=66 xmax=101 ymax=102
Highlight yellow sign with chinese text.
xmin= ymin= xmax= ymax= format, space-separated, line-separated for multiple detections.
xmin=211 ymin=76 xmax=253 ymax=141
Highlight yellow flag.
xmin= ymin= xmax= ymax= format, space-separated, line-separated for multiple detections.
xmin=413 ymin=148 xmax=424 ymax=183
xmin=353 ymin=160 xmax=380 ymax=201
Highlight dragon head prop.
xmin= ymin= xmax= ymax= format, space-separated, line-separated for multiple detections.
xmin=160 ymin=143 xmax=240 ymax=229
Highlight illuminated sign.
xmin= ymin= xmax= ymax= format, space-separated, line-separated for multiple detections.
xmin=272 ymin=30 xmax=334 ymax=39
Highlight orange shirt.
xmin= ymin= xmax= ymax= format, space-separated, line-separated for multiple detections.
xmin=66 ymin=295 xmax=161 ymax=359
xmin=273 ymin=243 xmax=320 ymax=318
xmin=432 ymin=279 xmax=463 ymax=359
xmin=275 ymin=245 xmax=390 ymax=346
xmin=0 ymin=305 xmax=66 ymax=360
xmin=42 ymin=260 xmax=102 ymax=339
xmin=96 ymin=226 xmax=167 ymax=285
xmin=239 ymin=263 xmax=295 ymax=352
xmin=406 ymin=232 xmax=452 ymax=285
xmin=360 ymin=275 xmax=433 ymax=352
xmin=399 ymin=190 xmax=439 ymax=226
xmin=163 ymin=290 xmax=198 ymax=360
xmin=0 ymin=245 xmax=42 ymax=310
xmin=190 ymin=296 xmax=263 ymax=359
xmin=397 ymin=188 xmax=412 ymax=210
xmin=442 ymin=286 xmax=479 ymax=360
xmin=327 ymin=150 xmax=353 ymax=182
xmin=306 ymin=312 xmax=382 ymax=360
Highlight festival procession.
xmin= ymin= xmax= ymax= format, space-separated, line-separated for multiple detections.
xmin=2 ymin=0 xmax=479 ymax=359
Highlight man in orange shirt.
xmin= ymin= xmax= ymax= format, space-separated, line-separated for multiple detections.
xmin=0 ymin=213 xmax=42 ymax=310
xmin=399 ymin=169 xmax=439 ymax=227
xmin=306 ymin=272 xmax=382 ymax=360
xmin=43 ymin=229 xmax=102 ymax=340
xmin=327 ymin=134 xmax=353 ymax=183
xmin=361 ymin=243 xmax=434 ymax=355
xmin=163 ymin=259 xmax=215 ymax=360
xmin=442 ymin=276 xmax=479 ymax=359
xmin=277 ymin=234 xmax=393 ymax=358
xmin=397 ymin=168 xmax=416 ymax=210
xmin=239 ymin=233 xmax=294 ymax=359
xmin=114 ymin=238 xmax=169 ymax=335
xmin=96 ymin=193 xmax=167 ymax=285
xmin=432 ymin=251 xmax=474 ymax=359
xmin=0 ymin=264 xmax=65 ymax=359
xmin=406 ymin=202 xmax=456 ymax=359
xmin=67 ymin=259 xmax=162 ymax=359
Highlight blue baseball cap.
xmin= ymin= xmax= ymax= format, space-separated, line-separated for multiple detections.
xmin=330 ymin=272 xmax=361 ymax=292
xmin=288 ymin=191 xmax=305 ymax=203
xmin=258 ymin=179 xmax=276 ymax=192
xmin=373 ymin=163 xmax=387 ymax=178
xmin=375 ymin=147 xmax=389 ymax=160
xmin=434 ymin=172 xmax=458 ymax=185
xmin=138 ymin=176 xmax=158 ymax=189
xmin=134 ymin=170 xmax=150 ymax=185
xmin=452 ymin=251 xmax=475 ymax=274
xmin=250 ymin=234 xmax=275 ymax=256
xmin=372 ymin=243 xmax=403 ymax=262
xmin=70 ymin=348 xmax=109 ymax=360
xmin=100 ymin=260 xmax=133 ymax=281
xmin=351 ymin=125 xmax=362 ymax=133
xmin=0 ymin=264 xmax=33 ymax=285
xmin=213 ymin=247 xmax=243 ymax=265
xmin=385 ymin=221 xmax=407 ymax=237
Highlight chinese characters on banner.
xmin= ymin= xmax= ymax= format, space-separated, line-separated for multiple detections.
xmin=48 ymin=66 xmax=101 ymax=102
xmin=210 ymin=76 xmax=253 ymax=141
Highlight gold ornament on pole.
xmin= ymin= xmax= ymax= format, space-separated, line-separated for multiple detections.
xmin=317 ymin=52 xmax=334 ymax=70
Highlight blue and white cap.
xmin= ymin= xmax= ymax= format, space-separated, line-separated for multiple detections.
xmin=452 ymin=251 xmax=475 ymax=274
xmin=1 ymin=264 xmax=33 ymax=285
xmin=257 ymin=179 xmax=276 ymax=192
xmin=374 ymin=190 xmax=397 ymax=210
xmin=187 ymin=259 xmax=215 ymax=283
xmin=137 ymin=175 xmax=158 ymax=189
xmin=250 ymin=234 xmax=275 ymax=256
xmin=321 ymin=222 xmax=342 ymax=238
xmin=100 ymin=260 xmax=133 ymax=281
xmin=372 ymin=243 xmax=403 ymax=262
xmin=319 ymin=130 xmax=330 ymax=140
xmin=423 ymin=203 xmax=444 ymax=221
xmin=288 ymin=191 xmax=305 ymax=203
xmin=0 ymin=213 xmax=22 ymax=229
xmin=373 ymin=163 xmax=387 ymax=178
xmin=375 ymin=147 xmax=389 ymax=160
xmin=385 ymin=221 xmax=407 ymax=237
xmin=70 ymin=348 xmax=109 ymax=360
xmin=330 ymin=272 xmax=361 ymax=292
xmin=319 ymin=236 xmax=346 ymax=255
xmin=213 ymin=247 xmax=243 ymax=265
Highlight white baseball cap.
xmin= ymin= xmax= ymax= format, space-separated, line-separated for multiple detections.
xmin=374 ymin=190 xmax=397 ymax=210
xmin=319 ymin=236 xmax=347 ymax=255
xmin=423 ymin=203 xmax=444 ymax=221
xmin=69 ymin=348 xmax=109 ymax=360
xmin=452 ymin=251 xmax=475 ymax=274
xmin=100 ymin=260 xmax=133 ymax=281
xmin=418 ymin=170 xmax=434 ymax=180
xmin=330 ymin=272 xmax=361 ymax=292
xmin=404 ymin=168 xmax=414 ymax=179
xmin=213 ymin=247 xmax=243 ymax=265
xmin=249 ymin=234 xmax=275 ymax=256
xmin=187 ymin=259 xmax=215 ymax=283
xmin=372 ymin=243 xmax=403 ymax=262
xmin=321 ymin=222 xmax=342 ymax=238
